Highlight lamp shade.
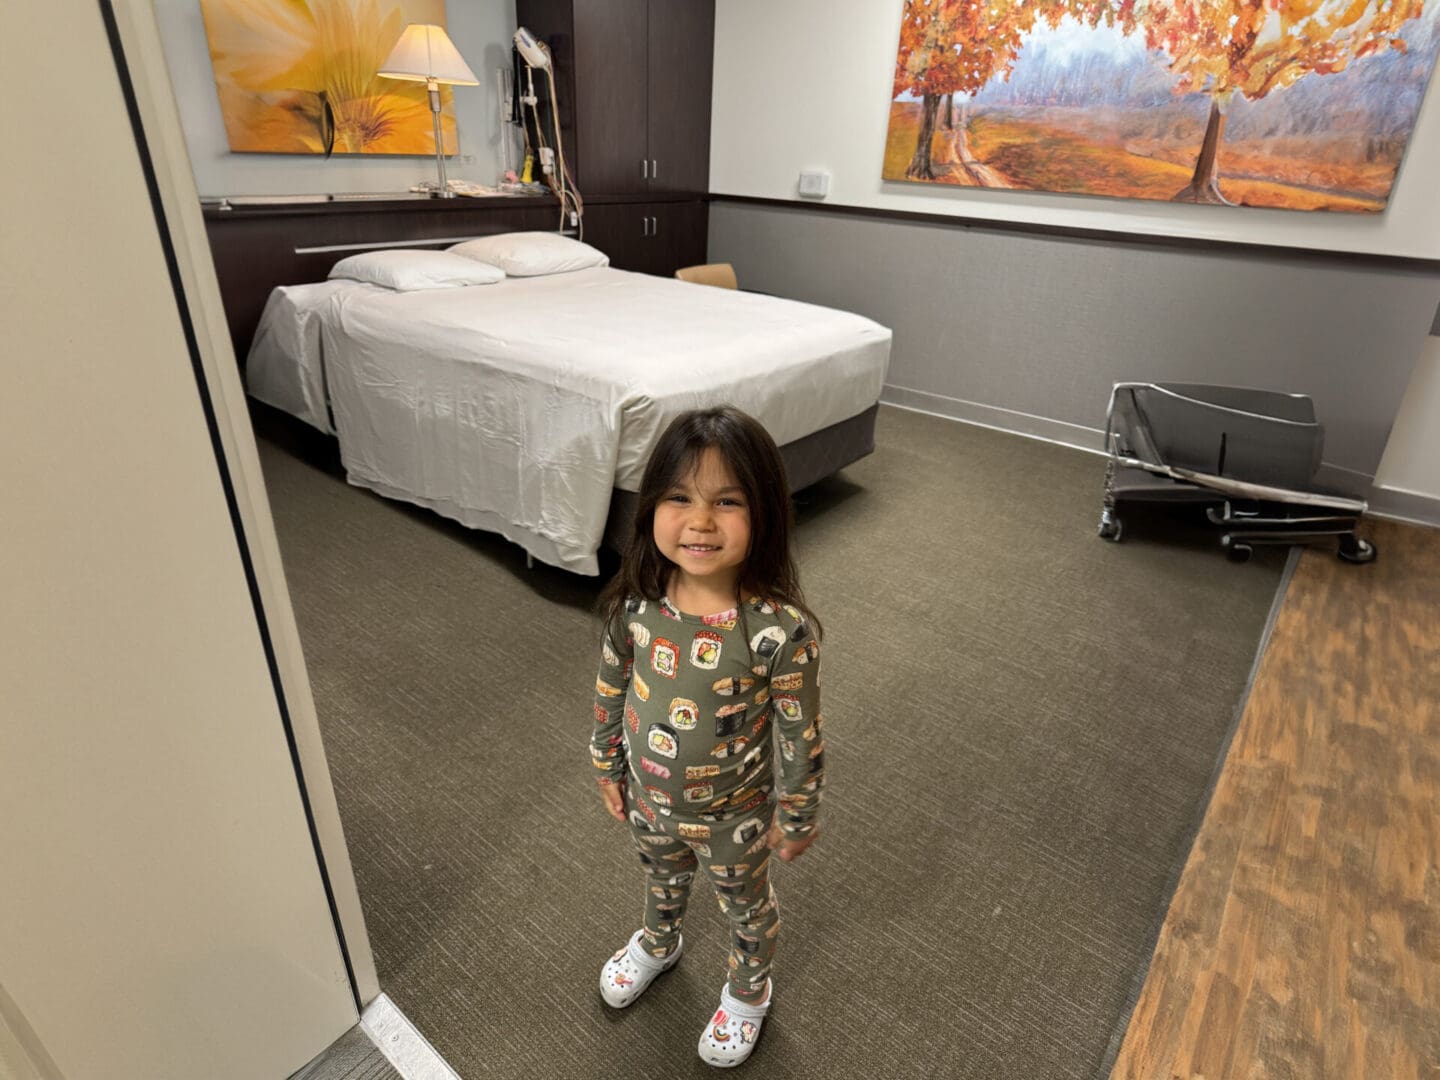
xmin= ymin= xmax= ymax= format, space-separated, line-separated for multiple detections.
xmin=377 ymin=24 xmax=479 ymax=85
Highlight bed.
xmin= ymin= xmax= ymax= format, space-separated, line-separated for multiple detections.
xmin=245 ymin=243 xmax=891 ymax=575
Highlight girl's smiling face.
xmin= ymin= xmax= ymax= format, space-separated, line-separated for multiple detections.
xmin=653 ymin=447 xmax=751 ymax=595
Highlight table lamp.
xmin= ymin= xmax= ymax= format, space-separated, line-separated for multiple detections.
xmin=378 ymin=24 xmax=479 ymax=197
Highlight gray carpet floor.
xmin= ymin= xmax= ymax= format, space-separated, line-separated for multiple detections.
xmin=254 ymin=403 xmax=1285 ymax=1080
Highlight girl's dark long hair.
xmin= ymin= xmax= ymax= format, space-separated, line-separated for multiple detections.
xmin=599 ymin=406 xmax=821 ymax=641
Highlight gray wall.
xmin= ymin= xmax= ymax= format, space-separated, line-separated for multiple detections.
xmin=710 ymin=201 xmax=1440 ymax=492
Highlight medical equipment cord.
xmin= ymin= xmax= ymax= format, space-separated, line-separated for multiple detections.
xmin=524 ymin=65 xmax=583 ymax=236
xmin=545 ymin=64 xmax=582 ymax=234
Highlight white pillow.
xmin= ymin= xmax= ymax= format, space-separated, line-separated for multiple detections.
xmin=327 ymin=249 xmax=506 ymax=291
xmin=448 ymin=232 xmax=609 ymax=277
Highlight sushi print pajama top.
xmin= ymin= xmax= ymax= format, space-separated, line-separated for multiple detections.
xmin=591 ymin=595 xmax=825 ymax=1005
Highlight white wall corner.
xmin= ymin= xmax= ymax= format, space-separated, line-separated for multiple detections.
xmin=1374 ymin=335 xmax=1440 ymax=503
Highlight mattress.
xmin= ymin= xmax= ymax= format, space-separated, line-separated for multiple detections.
xmin=247 ymin=267 xmax=891 ymax=574
xmin=245 ymin=279 xmax=364 ymax=435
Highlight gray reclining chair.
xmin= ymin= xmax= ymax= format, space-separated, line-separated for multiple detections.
xmin=1097 ymin=382 xmax=1376 ymax=563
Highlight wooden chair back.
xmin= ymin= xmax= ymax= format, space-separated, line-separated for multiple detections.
xmin=675 ymin=262 xmax=738 ymax=290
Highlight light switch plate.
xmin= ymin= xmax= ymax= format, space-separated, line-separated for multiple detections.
xmin=798 ymin=169 xmax=830 ymax=199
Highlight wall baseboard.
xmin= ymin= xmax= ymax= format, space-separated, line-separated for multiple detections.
xmin=1367 ymin=484 xmax=1440 ymax=528
xmin=881 ymin=385 xmax=1107 ymax=456
xmin=880 ymin=387 xmax=1440 ymax=530
xmin=360 ymin=993 xmax=459 ymax=1080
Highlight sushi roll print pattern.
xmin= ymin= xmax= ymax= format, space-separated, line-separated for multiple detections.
xmin=590 ymin=595 xmax=825 ymax=841
xmin=691 ymin=630 xmax=724 ymax=670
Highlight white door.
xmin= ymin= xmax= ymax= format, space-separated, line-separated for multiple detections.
xmin=0 ymin=2 xmax=373 ymax=1077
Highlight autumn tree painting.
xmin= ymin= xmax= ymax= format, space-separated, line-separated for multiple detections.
xmin=882 ymin=0 xmax=1440 ymax=211
xmin=895 ymin=0 xmax=1035 ymax=182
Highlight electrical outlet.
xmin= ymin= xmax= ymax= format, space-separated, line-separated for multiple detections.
xmin=798 ymin=169 xmax=830 ymax=199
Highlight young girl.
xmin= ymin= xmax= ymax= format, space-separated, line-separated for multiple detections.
xmin=589 ymin=406 xmax=825 ymax=1068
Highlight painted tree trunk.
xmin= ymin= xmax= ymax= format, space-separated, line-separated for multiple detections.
xmin=945 ymin=93 xmax=955 ymax=129
xmin=1172 ymin=100 xmax=1233 ymax=205
xmin=906 ymin=94 xmax=941 ymax=181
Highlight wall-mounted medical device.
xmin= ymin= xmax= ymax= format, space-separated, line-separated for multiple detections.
xmin=513 ymin=25 xmax=581 ymax=231
xmin=514 ymin=26 xmax=551 ymax=71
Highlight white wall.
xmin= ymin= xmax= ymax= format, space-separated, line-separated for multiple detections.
xmin=155 ymin=0 xmax=518 ymax=197
xmin=1 ymin=1 xmax=369 ymax=1075
xmin=1375 ymin=337 xmax=1440 ymax=500
xmin=711 ymin=0 xmax=1440 ymax=515
xmin=711 ymin=0 xmax=1440 ymax=260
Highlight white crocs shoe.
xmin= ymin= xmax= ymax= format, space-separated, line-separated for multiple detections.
xmin=599 ymin=929 xmax=683 ymax=1008
xmin=697 ymin=980 xmax=771 ymax=1068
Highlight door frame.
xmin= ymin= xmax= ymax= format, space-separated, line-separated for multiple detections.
xmin=103 ymin=0 xmax=380 ymax=1009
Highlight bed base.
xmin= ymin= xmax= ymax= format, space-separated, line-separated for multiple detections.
xmin=249 ymin=400 xmax=879 ymax=573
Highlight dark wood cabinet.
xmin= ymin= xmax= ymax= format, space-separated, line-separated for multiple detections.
xmin=202 ymin=193 xmax=708 ymax=359
xmin=516 ymin=0 xmax=712 ymax=277
xmin=644 ymin=0 xmax=714 ymax=194
xmin=203 ymin=196 xmax=568 ymax=359
xmin=518 ymin=0 xmax=714 ymax=197
xmin=570 ymin=0 xmax=650 ymax=194
xmin=583 ymin=199 xmax=708 ymax=278
xmin=651 ymin=200 xmax=707 ymax=273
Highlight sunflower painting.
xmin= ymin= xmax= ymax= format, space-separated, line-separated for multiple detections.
xmin=200 ymin=0 xmax=457 ymax=155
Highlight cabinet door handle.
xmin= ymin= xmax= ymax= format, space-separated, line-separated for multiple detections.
xmin=642 ymin=159 xmax=648 ymax=180
xmin=651 ymin=159 xmax=658 ymax=180
xmin=649 ymin=216 xmax=658 ymax=236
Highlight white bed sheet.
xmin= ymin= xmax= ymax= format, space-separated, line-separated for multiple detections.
xmin=245 ymin=279 xmax=378 ymax=435
xmin=253 ymin=267 xmax=891 ymax=574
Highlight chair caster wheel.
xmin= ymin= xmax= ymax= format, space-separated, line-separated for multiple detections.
xmin=1098 ymin=516 xmax=1123 ymax=542
xmin=1223 ymin=538 xmax=1253 ymax=563
xmin=1337 ymin=537 xmax=1377 ymax=564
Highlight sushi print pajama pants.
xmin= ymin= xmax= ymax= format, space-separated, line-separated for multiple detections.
xmin=625 ymin=784 xmax=778 ymax=1005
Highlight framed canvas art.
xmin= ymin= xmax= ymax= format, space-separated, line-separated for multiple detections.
xmin=883 ymin=0 xmax=1440 ymax=212
xmin=200 ymin=0 xmax=456 ymax=155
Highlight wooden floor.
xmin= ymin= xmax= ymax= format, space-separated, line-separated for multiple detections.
xmin=1111 ymin=519 xmax=1440 ymax=1080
